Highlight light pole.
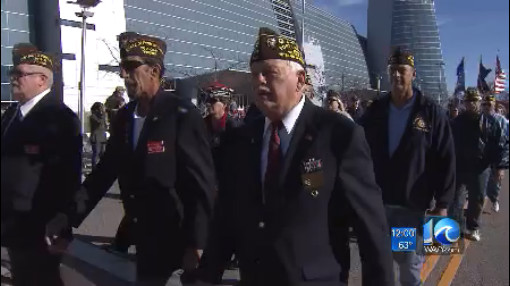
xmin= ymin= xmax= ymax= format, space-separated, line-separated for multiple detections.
xmin=68 ymin=0 xmax=101 ymax=134
xmin=376 ymin=74 xmax=382 ymax=97
xmin=302 ymin=0 xmax=306 ymax=48
xmin=438 ymin=61 xmax=445 ymax=106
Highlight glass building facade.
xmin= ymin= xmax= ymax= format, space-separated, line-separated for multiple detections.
xmin=1 ymin=0 xmax=371 ymax=103
xmin=368 ymin=0 xmax=447 ymax=102
xmin=124 ymin=0 xmax=283 ymax=78
xmin=292 ymin=0 xmax=370 ymax=89
xmin=124 ymin=0 xmax=370 ymax=88
xmin=1 ymin=0 xmax=62 ymax=102
xmin=1 ymin=0 xmax=31 ymax=101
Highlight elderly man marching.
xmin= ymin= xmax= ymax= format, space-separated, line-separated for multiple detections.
xmin=360 ymin=47 xmax=457 ymax=286
xmin=1 ymin=44 xmax=82 ymax=286
xmin=196 ymin=27 xmax=394 ymax=286
xmin=48 ymin=32 xmax=217 ymax=285
xmin=450 ymin=89 xmax=508 ymax=242
xmin=481 ymin=94 xmax=509 ymax=213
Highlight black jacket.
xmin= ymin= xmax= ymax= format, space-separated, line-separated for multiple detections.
xmin=204 ymin=114 xmax=242 ymax=179
xmin=452 ymin=112 xmax=509 ymax=173
xmin=359 ymin=90 xmax=456 ymax=211
xmin=199 ymin=100 xmax=394 ymax=286
xmin=74 ymin=90 xmax=216 ymax=269
xmin=1 ymin=93 xmax=82 ymax=247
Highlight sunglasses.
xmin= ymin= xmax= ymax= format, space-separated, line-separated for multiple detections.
xmin=120 ymin=60 xmax=146 ymax=72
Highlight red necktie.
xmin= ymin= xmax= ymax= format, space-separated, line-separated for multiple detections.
xmin=264 ymin=121 xmax=282 ymax=190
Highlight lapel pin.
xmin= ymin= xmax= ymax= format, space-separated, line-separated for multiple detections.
xmin=311 ymin=190 xmax=319 ymax=198
xmin=153 ymin=117 xmax=159 ymax=121
xmin=305 ymin=134 xmax=313 ymax=141
xmin=304 ymin=179 xmax=312 ymax=186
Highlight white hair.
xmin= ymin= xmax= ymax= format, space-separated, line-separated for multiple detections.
xmin=30 ymin=65 xmax=54 ymax=88
xmin=289 ymin=61 xmax=305 ymax=73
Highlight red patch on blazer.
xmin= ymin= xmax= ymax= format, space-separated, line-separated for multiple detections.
xmin=24 ymin=145 xmax=40 ymax=155
xmin=147 ymin=141 xmax=165 ymax=154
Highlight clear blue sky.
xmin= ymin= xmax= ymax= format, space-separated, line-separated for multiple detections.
xmin=313 ymin=0 xmax=509 ymax=92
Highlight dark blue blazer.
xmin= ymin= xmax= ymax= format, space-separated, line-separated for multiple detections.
xmin=199 ymin=100 xmax=394 ymax=286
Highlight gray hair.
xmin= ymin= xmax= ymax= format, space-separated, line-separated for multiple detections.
xmin=31 ymin=65 xmax=54 ymax=88
xmin=289 ymin=61 xmax=305 ymax=73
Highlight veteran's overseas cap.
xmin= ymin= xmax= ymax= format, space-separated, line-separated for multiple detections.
xmin=119 ymin=32 xmax=167 ymax=64
xmin=12 ymin=43 xmax=55 ymax=71
xmin=464 ymin=88 xmax=482 ymax=102
xmin=250 ymin=27 xmax=305 ymax=68
xmin=388 ymin=46 xmax=415 ymax=68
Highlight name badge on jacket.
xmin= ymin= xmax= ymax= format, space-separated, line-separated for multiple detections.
xmin=24 ymin=145 xmax=40 ymax=155
xmin=147 ymin=141 xmax=165 ymax=154
xmin=301 ymin=158 xmax=324 ymax=198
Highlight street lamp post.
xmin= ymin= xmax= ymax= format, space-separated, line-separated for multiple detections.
xmin=302 ymin=0 xmax=306 ymax=48
xmin=376 ymin=74 xmax=382 ymax=97
xmin=438 ymin=61 xmax=445 ymax=106
xmin=68 ymin=0 xmax=101 ymax=134
xmin=76 ymin=9 xmax=94 ymax=134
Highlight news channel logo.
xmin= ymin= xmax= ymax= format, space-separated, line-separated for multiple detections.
xmin=423 ymin=216 xmax=463 ymax=254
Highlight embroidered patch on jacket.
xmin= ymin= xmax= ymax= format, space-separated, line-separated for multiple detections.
xmin=24 ymin=145 xmax=40 ymax=155
xmin=147 ymin=141 xmax=165 ymax=154
xmin=413 ymin=116 xmax=430 ymax=133
xmin=302 ymin=158 xmax=323 ymax=174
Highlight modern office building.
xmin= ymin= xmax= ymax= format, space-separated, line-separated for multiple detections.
xmin=368 ymin=0 xmax=448 ymax=103
xmin=2 ymin=0 xmax=371 ymax=111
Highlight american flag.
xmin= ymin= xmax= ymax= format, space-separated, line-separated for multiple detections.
xmin=494 ymin=56 xmax=507 ymax=94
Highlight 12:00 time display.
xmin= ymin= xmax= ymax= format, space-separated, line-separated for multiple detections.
xmin=392 ymin=228 xmax=416 ymax=238
xmin=391 ymin=227 xmax=417 ymax=252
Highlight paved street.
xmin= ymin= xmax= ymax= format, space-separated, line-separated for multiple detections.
xmin=1 ymin=174 xmax=508 ymax=286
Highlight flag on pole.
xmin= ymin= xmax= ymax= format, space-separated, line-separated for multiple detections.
xmin=477 ymin=56 xmax=492 ymax=94
xmin=454 ymin=57 xmax=465 ymax=95
xmin=494 ymin=56 xmax=507 ymax=94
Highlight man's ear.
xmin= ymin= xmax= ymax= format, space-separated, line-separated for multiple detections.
xmin=151 ymin=65 xmax=162 ymax=79
xmin=297 ymin=70 xmax=306 ymax=91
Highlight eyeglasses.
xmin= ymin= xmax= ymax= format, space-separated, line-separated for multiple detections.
xmin=120 ymin=60 xmax=146 ymax=72
xmin=9 ymin=70 xmax=45 ymax=80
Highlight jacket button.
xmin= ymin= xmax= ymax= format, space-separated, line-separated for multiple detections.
xmin=255 ymin=259 xmax=261 ymax=264
xmin=133 ymin=218 xmax=138 ymax=223
xmin=130 ymin=195 xmax=135 ymax=199
xmin=258 ymin=221 xmax=265 ymax=229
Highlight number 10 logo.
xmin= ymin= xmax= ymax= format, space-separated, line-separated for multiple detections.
xmin=423 ymin=217 xmax=461 ymax=246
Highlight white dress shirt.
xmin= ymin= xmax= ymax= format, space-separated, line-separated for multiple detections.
xmin=19 ymin=89 xmax=51 ymax=119
xmin=261 ymin=96 xmax=306 ymax=183
xmin=133 ymin=105 xmax=146 ymax=150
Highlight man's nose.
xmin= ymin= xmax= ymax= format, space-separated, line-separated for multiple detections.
xmin=120 ymin=68 xmax=128 ymax=79
xmin=253 ymin=73 xmax=267 ymax=85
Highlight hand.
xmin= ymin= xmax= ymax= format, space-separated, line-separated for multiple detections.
xmin=75 ymin=186 xmax=89 ymax=214
xmin=427 ymin=208 xmax=448 ymax=217
xmin=47 ymin=237 xmax=71 ymax=255
xmin=492 ymin=169 xmax=505 ymax=183
xmin=182 ymin=248 xmax=203 ymax=272
xmin=46 ymin=213 xmax=69 ymax=238
xmin=45 ymin=213 xmax=70 ymax=253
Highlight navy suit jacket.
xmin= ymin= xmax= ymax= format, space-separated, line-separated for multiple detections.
xmin=199 ymin=100 xmax=394 ymax=286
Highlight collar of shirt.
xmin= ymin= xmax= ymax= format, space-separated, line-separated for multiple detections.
xmin=19 ymin=89 xmax=51 ymax=118
xmin=133 ymin=103 xmax=146 ymax=119
xmin=261 ymin=96 xmax=305 ymax=183
xmin=389 ymin=90 xmax=416 ymax=112
xmin=263 ymin=95 xmax=306 ymax=140
xmin=388 ymin=90 xmax=416 ymax=157
xmin=132 ymin=103 xmax=147 ymax=150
